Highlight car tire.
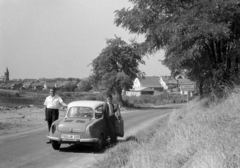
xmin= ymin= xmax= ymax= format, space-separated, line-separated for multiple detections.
xmin=94 ymin=134 xmax=103 ymax=152
xmin=52 ymin=140 xmax=61 ymax=150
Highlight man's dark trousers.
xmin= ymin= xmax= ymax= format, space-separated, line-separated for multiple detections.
xmin=105 ymin=115 xmax=117 ymax=144
xmin=46 ymin=108 xmax=59 ymax=132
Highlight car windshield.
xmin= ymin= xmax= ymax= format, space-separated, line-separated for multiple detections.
xmin=67 ymin=106 xmax=93 ymax=118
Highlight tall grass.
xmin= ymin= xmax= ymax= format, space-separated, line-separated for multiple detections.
xmin=90 ymin=93 xmax=240 ymax=168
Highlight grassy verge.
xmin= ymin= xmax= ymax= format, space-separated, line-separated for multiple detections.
xmin=90 ymin=93 xmax=240 ymax=168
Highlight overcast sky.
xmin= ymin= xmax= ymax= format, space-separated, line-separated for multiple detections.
xmin=0 ymin=0 xmax=170 ymax=79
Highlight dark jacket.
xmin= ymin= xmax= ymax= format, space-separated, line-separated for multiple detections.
xmin=103 ymin=102 xmax=117 ymax=119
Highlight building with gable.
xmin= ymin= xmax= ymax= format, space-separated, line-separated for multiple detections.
xmin=159 ymin=76 xmax=178 ymax=91
xmin=0 ymin=68 xmax=10 ymax=82
xmin=31 ymin=81 xmax=45 ymax=90
xmin=43 ymin=81 xmax=57 ymax=90
xmin=178 ymin=78 xmax=196 ymax=96
xmin=126 ymin=76 xmax=164 ymax=96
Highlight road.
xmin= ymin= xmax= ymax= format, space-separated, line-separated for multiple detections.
xmin=0 ymin=104 xmax=182 ymax=168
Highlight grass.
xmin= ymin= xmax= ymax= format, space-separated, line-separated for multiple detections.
xmin=89 ymin=93 xmax=240 ymax=168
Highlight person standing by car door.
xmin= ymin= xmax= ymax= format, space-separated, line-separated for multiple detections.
xmin=44 ymin=88 xmax=67 ymax=143
xmin=103 ymin=94 xmax=118 ymax=145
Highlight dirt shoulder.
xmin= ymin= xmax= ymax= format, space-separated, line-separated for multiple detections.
xmin=0 ymin=106 xmax=66 ymax=138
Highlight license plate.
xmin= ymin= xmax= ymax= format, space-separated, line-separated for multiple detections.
xmin=61 ymin=134 xmax=80 ymax=140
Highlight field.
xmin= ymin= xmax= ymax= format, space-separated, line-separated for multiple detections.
xmin=0 ymin=89 xmax=187 ymax=109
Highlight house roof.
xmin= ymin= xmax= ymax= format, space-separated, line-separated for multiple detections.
xmin=56 ymin=80 xmax=66 ymax=85
xmin=57 ymin=81 xmax=72 ymax=88
xmin=161 ymin=76 xmax=178 ymax=84
xmin=3 ymin=82 xmax=14 ymax=88
xmin=11 ymin=82 xmax=23 ymax=88
xmin=23 ymin=81 xmax=33 ymax=86
xmin=178 ymin=78 xmax=195 ymax=85
xmin=138 ymin=76 xmax=162 ymax=88
xmin=32 ymin=81 xmax=45 ymax=87
xmin=168 ymin=79 xmax=178 ymax=84
xmin=0 ymin=83 xmax=6 ymax=87
xmin=45 ymin=81 xmax=56 ymax=88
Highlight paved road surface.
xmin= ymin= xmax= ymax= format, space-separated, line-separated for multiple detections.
xmin=0 ymin=104 xmax=182 ymax=168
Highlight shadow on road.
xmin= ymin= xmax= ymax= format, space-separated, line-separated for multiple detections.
xmin=59 ymin=144 xmax=96 ymax=153
xmin=58 ymin=142 xmax=111 ymax=154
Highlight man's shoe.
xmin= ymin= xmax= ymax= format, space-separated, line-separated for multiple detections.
xmin=46 ymin=140 xmax=51 ymax=144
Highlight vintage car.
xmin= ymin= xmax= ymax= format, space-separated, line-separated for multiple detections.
xmin=47 ymin=100 xmax=124 ymax=151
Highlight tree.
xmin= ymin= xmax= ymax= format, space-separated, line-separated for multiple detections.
xmin=115 ymin=0 xmax=240 ymax=98
xmin=91 ymin=36 xmax=145 ymax=104
xmin=77 ymin=78 xmax=93 ymax=92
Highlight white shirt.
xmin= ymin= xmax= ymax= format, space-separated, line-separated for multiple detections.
xmin=44 ymin=95 xmax=64 ymax=109
xmin=108 ymin=102 xmax=113 ymax=116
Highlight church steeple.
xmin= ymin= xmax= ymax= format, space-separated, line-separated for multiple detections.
xmin=5 ymin=67 xmax=9 ymax=81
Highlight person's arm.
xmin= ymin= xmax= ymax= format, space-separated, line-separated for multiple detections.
xmin=45 ymin=107 xmax=47 ymax=121
xmin=59 ymin=97 xmax=68 ymax=107
xmin=44 ymin=98 xmax=47 ymax=121
xmin=113 ymin=104 xmax=120 ymax=120
xmin=113 ymin=104 xmax=118 ymax=113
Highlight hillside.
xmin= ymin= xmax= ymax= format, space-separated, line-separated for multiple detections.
xmin=91 ymin=93 xmax=240 ymax=168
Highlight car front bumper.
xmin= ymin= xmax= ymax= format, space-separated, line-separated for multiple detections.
xmin=47 ymin=135 xmax=98 ymax=143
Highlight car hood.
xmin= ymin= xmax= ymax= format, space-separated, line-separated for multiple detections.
xmin=58 ymin=118 xmax=93 ymax=133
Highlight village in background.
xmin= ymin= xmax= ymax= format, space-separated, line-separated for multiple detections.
xmin=0 ymin=67 xmax=196 ymax=97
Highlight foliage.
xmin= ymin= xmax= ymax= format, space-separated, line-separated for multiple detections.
xmin=66 ymin=77 xmax=80 ymax=82
xmin=58 ymin=83 xmax=78 ymax=92
xmin=91 ymin=36 xmax=145 ymax=104
xmin=76 ymin=78 xmax=93 ymax=92
xmin=115 ymin=0 xmax=240 ymax=98
xmin=123 ymin=94 xmax=186 ymax=106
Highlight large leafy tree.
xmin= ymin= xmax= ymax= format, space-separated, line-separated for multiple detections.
xmin=91 ymin=36 xmax=145 ymax=104
xmin=115 ymin=0 xmax=240 ymax=97
xmin=77 ymin=78 xmax=93 ymax=92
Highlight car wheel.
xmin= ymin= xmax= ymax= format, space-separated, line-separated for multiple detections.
xmin=94 ymin=134 xmax=103 ymax=152
xmin=52 ymin=140 xmax=61 ymax=150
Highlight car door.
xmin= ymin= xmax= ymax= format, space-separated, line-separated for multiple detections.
xmin=94 ymin=105 xmax=109 ymax=139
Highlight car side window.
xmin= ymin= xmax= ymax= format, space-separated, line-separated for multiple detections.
xmin=95 ymin=106 xmax=103 ymax=119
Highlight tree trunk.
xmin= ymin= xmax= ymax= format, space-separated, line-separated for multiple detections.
xmin=116 ymin=89 xmax=123 ymax=106
xmin=199 ymin=81 xmax=203 ymax=99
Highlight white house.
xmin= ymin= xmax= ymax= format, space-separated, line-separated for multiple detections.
xmin=126 ymin=76 xmax=164 ymax=96
xmin=159 ymin=76 xmax=178 ymax=91
xmin=178 ymin=78 xmax=196 ymax=96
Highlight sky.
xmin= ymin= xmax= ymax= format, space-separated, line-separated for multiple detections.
xmin=0 ymin=0 xmax=170 ymax=79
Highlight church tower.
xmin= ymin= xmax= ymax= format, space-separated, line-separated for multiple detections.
xmin=4 ymin=67 xmax=9 ymax=81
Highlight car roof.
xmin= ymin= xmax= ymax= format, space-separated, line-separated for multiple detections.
xmin=68 ymin=100 xmax=105 ymax=109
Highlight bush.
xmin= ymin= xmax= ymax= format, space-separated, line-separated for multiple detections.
xmin=121 ymin=93 xmax=185 ymax=107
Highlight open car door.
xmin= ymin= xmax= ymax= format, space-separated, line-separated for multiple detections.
xmin=115 ymin=105 xmax=124 ymax=137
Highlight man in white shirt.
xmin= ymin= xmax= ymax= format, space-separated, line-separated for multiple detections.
xmin=44 ymin=88 xmax=67 ymax=143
